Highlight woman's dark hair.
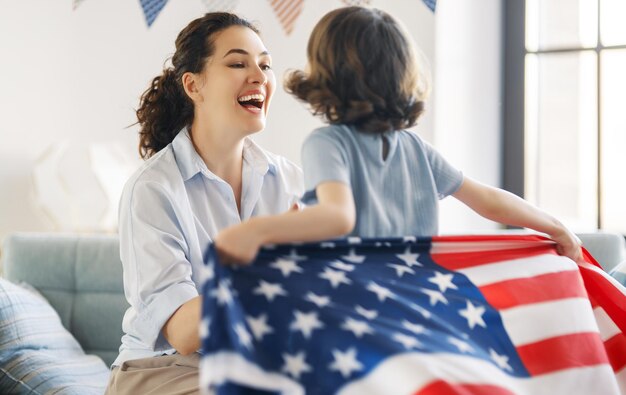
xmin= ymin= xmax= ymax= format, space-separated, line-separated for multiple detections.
xmin=137 ymin=13 xmax=258 ymax=159
xmin=285 ymin=7 xmax=429 ymax=134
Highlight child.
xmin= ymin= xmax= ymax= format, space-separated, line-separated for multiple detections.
xmin=214 ymin=6 xmax=582 ymax=264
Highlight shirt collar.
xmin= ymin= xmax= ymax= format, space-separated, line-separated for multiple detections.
xmin=172 ymin=127 xmax=276 ymax=182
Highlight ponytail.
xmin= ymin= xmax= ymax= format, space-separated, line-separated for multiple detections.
xmin=137 ymin=68 xmax=193 ymax=159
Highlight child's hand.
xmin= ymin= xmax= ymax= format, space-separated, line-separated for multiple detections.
xmin=549 ymin=228 xmax=583 ymax=264
xmin=214 ymin=222 xmax=263 ymax=265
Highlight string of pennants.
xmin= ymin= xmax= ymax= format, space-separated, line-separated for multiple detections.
xmin=72 ymin=0 xmax=436 ymax=34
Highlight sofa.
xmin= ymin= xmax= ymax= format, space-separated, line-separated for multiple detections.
xmin=1 ymin=231 xmax=625 ymax=394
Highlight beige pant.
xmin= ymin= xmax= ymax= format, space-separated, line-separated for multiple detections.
xmin=105 ymin=353 xmax=200 ymax=395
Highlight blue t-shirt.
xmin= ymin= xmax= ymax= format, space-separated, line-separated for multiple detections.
xmin=301 ymin=124 xmax=463 ymax=237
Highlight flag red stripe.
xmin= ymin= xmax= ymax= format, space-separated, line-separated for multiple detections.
xmin=516 ymin=332 xmax=608 ymax=375
xmin=577 ymin=265 xmax=626 ymax=333
xmin=415 ymin=380 xmax=516 ymax=395
xmin=479 ymin=270 xmax=587 ymax=309
xmin=605 ymin=333 xmax=626 ymax=372
xmin=432 ymin=245 xmax=556 ymax=270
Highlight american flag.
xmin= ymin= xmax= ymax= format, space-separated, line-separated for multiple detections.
xmin=199 ymin=235 xmax=626 ymax=394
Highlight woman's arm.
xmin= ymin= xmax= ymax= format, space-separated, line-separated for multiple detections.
xmin=214 ymin=181 xmax=356 ymax=264
xmin=162 ymin=296 xmax=201 ymax=355
xmin=452 ymin=176 xmax=582 ymax=262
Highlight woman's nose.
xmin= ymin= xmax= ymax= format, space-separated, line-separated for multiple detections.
xmin=248 ymin=65 xmax=267 ymax=85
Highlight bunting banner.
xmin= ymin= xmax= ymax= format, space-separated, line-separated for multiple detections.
xmin=139 ymin=0 xmax=169 ymax=27
xmin=201 ymin=0 xmax=239 ymax=12
xmin=72 ymin=0 xmax=86 ymax=10
xmin=200 ymin=235 xmax=626 ymax=394
xmin=422 ymin=0 xmax=436 ymax=12
xmin=267 ymin=0 xmax=305 ymax=36
xmin=341 ymin=0 xmax=372 ymax=6
xmin=341 ymin=0 xmax=436 ymax=12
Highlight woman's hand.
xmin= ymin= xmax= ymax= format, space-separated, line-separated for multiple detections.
xmin=549 ymin=227 xmax=584 ymax=264
xmin=214 ymin=221 xmax=264 ymax=265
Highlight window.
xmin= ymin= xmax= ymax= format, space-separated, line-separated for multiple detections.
xmin=506 ymin=0 xmax=626 ymax=233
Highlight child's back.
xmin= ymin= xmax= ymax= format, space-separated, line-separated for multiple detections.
xmin=301 ymin=124 xmax=462 ymax=237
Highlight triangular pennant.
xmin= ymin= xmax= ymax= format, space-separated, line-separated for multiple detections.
xmin=72 ymin=0 xmax=86 ymax=10
xmin=139 ymin=0 xmax=169 ymax=27
xmin=267 ymin=0 xmax=304 ymax=36
xmin=422 ymin=0 xmax=436 ymax=12
xmin=201 ymin=0 xmax=239 ymax=12
xmin=341 ymin=0 xmax=371 ymax=6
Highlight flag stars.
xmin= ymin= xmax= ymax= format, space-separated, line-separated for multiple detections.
xmin=246 ymin=314 xmax=274 ymax=341
xmin=211 ymin=280 xmax=234 ymax=306
xmin=386 ymin=263 xmax=415 ymax=278
xmin=355 ymin=305 xmax=379 ymax=320
xmin=428 ymin=272 xmax=458 ymax=293
xmin=341 ymin=248 xmax=366 ymax=263
xmin=234 ymin=323 xmax=252 ymax=350
xmin=459 ymin=300 xmax=487 ymax=329
xmin=285 ymin=248 xmax=308 ymax=261
xmin=396 ymin=247 xmax=422 ymax=267
xmin=402 ymin=320 xmax=427 ymax=335
xmin=306 ymin=292 xmax=331 ymax=308
xmin=270 ymin=258 xmax=303 ymax=277
xmin=319 ymin=267 xmax=352 ymax=288
xmin=329 ymin=348 xmax=363 ymax=378
xmin=253 ymin=280 xmax=287 ymax=302
xmin=282 ymin=351 xmax=312 ymax=380
xmin=448 ymin=336 xmax=474 ymax=353
xmin=290 ymin=310 xmax=324 ymax=339
xmin=489 ymin=348 xmax=513 ymax=371
xmin=367 ymin=282 xmax=394 ymax=302
xmin=393 ymin=333 xmax=422 ymax=349
xmin=420 ymin=288 xmax=449 ymax=306
xmin=341 ymin=317 xmax=374 ymax=338
xmin=330 ymin=260 xmax=356 ymax=272
xmin=199 ymin=317 xmax=211 ymax=340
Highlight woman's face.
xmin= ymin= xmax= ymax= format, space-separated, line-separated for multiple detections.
xmin=194 ymin=26 xmax=275 ymax=137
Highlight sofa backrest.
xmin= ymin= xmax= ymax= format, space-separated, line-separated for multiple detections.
xmin=2 ymin=233 xmax=128 ymax=367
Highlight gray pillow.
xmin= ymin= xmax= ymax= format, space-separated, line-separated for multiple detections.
xmin=0 ymin=277 xmax=109 ymax=394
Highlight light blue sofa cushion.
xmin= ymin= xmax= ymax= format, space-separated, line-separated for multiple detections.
xmin=2 ymin=233 xmax=128 ymax=367
xmin=0 ymin=277 xmax=109 ymax=394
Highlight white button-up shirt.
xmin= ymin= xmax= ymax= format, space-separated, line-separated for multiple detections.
xmin=113 ymin=128 xmax=303 ymax=367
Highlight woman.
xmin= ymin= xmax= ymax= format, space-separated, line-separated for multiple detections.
xmin=105 ymin=13 xmax=303 ymax=394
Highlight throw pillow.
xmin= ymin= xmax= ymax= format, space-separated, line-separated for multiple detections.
xmin=0 ymin=277 xmax=110 ymax=394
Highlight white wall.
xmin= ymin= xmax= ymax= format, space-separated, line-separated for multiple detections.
xmin=0 ymin=0 xmax=502 ymax=239
xmin=435 ymin=0 xmax=503 ymax=233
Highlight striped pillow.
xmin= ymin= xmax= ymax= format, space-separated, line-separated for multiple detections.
xmin=0 ymin=278 xmax=109 ymax=394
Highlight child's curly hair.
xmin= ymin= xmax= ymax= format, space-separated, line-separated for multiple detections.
xmin=285 ymin=6 xmax=430 ymax=134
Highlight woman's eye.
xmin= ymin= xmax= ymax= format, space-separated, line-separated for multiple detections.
xmin=229 ymin=63 xmax=245 ymax=68
xmin=260 ymin=64 xmax=272 ymax=71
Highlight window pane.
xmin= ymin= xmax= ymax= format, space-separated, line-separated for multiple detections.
xmin=600 ymin=50 xmax=626 ymax=232
xmin=525 ymin=51 xmax=598 ymax=230
xmin=600 ymin=0 xmax=626 ymax=46
xmin=526 ymin=0 xmax=597 ymax=51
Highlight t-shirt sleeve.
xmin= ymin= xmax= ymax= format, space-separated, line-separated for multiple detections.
xmin=422 ymin=140 xmax=464 ymax=199
xmin=300 ymin=131 xmax=350 ymax=202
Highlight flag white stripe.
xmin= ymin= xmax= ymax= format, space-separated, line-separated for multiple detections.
xmin=594 ymin=306 xmax=622 ymax=341
xmin=578 ymin=261 xmax=626 ymax=297
xmin=458 ymin=254 xmax=577 ymax=286
xmin=337 ymin=353 xmax=620 ymax=395
xmin=616 ymin=367 xmax=626 ymax=395
xmin=500 ymin=298 xmax=599 ymax=346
